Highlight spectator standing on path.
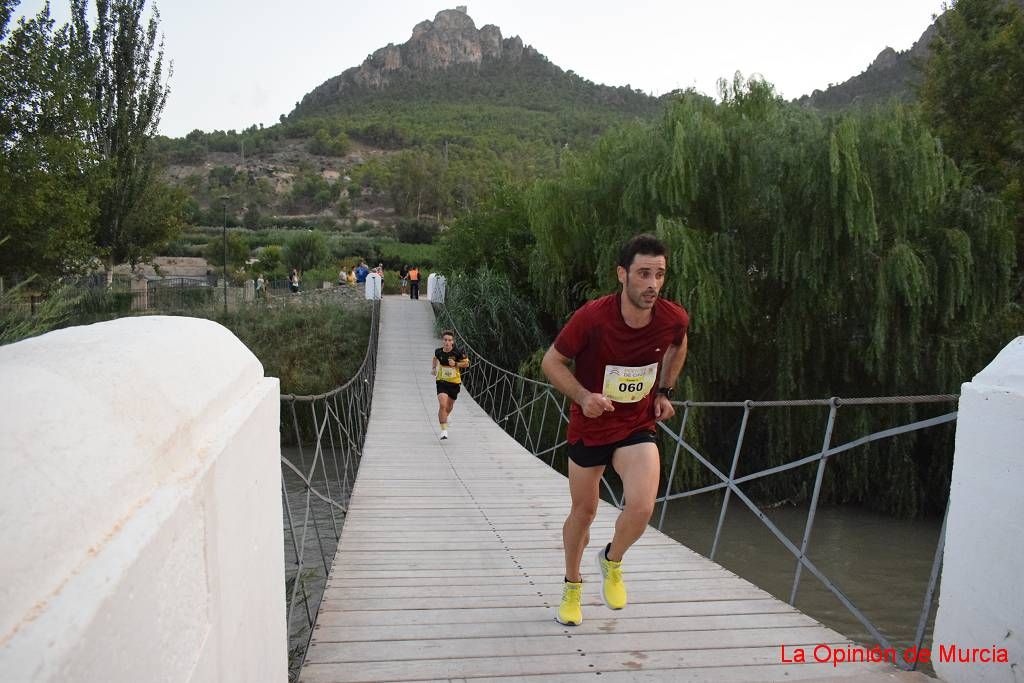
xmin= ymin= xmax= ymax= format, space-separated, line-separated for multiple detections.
xmin=399 ymin=265 xmax=409 ymax=296
xmin=408 ymin=265 xmax=420 ymax=299
xmin=289 ymin=268 xmax=300 ymax=294
xmin=431 ymin=330 xmax=469 ymax=440
xmin=256 ymin=273 xmax=266 ymax=302
xmin=541 ymin=233 xmax=689 ymax=627
xmin=355 ymin=261 xmax=369 ymax=284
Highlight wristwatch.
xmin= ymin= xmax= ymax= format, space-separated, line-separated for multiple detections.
xmin=657 ymin=387 xmax=674 ymax=399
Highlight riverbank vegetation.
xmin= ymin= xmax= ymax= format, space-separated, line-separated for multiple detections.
xmin=212 ymin=302 xmax=370 ymax=396
xmin=439 ymin=29 xmax=1022 ymax=515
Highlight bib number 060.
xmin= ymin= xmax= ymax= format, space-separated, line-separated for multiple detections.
xmin=618 ymin=381 xmax=643 ymax=393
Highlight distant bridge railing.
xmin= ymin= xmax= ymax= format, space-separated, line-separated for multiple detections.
xmin=278 ymin=300 xmax=379 ymax=680
xmin=433 ymin=302 xmax=957 ymax=673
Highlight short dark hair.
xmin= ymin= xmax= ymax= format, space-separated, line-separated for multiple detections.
xmin=441 ymin=330 xmax=455 ymax=339
xmin=618 ymin=233 xmax=667 ymax=270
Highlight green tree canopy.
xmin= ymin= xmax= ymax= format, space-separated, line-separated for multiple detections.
xmin=388 ymin=150 xmax=448 ymax=217
xmin=283 ymin=230 xmax=329 ymax=272
xmin=203 ymin=231 xmax=250 ymax=270
xmin=919 ymin=0 xmax=1024 ymax=291
xmin=438 ymin=182 xmax=535 ymax=285
xmin=394 ymin=218 xmax=439 ymax=244
xmin=1 ymin=0 xmax=186 ymax=282
xmin=0 ymin=2 xmax=97 ymax=280
xmin=524 ymin=77 xmax=1015 ymax=515
xmin=72 ymin=0 xmax=183 ymax=274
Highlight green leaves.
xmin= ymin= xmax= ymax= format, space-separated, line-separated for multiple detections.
xmin=1 ymin=0 xmax=184 ymax=282
xmin=202 ymin=231 xmax=250 ymax=270
xmin=0 ymin=2 xmax=99 ymax=279
xmin=920 ymin=0 xmax=1024 ymax=283
xmin=515 ymin=78 xmax=1015 ymax=515
xmin=283 ymin=230 xmax=329 ymax=272
xmin=442 ymin=267 xmax=544 ymax=371
xmin=85 ymin=0 xmax=178 ymax=270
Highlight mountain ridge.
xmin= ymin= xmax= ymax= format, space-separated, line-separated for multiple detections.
xmin=291 ymin=7 xmax=659 ymax=119
xmin=794 ymin=22 xmax=936 ymax=111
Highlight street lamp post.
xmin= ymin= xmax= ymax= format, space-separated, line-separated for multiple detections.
xmin=220 ymin=194 xmax=231 ymax=314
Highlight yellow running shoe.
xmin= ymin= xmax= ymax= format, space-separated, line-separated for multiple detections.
xmin=597 ymin=545 xmax=627 ymax=610
xmin=555 ymin=580 xmax=583 ymax=625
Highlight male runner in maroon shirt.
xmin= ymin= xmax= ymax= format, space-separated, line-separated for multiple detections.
xmin=542 ymin=234 xmax=689 ymax=625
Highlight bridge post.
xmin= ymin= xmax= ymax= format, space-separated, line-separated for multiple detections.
xmin=130 ymin=271 xmax=148 ymax=310
xmin=0 ymin=317 xmax=287 ymax=682
xmin=427 ymin=272 xmax=445 ymax=302
xmin=364 ymin=272 xmax=382 ymax=300
xmin=934 ymin=336 xmax=1023 ymax=682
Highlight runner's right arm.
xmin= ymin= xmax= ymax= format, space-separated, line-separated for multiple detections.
xmin=541 ymin=345 xmax=614 ymax=419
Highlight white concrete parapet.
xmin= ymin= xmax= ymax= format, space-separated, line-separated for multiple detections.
xmin=934 ymin=336 xmax=1023 ymax=682
xmin=0 ymin=317 xmax=286 ymax=682
xmin=427 ymin=273 xmax=446 ymax=303
xmin=364 ymin=272 xmax=382 ymax=300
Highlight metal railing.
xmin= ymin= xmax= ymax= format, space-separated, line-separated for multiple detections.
xmin=434 ymin=302 xmax=957 ymax=672
xmin=279 ymin=300 xmax=379 ymax=680
xmin=3 ymin=276 xmax=343 ymax=322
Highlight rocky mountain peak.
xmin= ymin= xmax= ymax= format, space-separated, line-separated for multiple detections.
xmin=869 ymin=46 xmax=900 ymax=71
xmin=292 ymin=6 xmax=650 ymax=118
xmin=307 ymin=7 xmax=528 ymax=100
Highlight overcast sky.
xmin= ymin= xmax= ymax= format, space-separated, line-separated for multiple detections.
xmin=12 ymin=0 xmax=943 ymax=138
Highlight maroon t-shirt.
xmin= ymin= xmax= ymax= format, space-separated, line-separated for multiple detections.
xmin=554 ymin=293 xmax=689 ymax=446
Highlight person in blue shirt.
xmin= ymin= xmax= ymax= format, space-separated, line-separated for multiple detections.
xmin=355 ymin=261 xmax=369 ymax=284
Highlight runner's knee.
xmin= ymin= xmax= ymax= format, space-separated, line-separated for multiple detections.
xmin=624 ymin=499 xmax=655 ymax=522
xmin=570 ymin=501 xmax=598 ymax=522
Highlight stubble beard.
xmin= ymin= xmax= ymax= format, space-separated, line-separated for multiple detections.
xmin=625 ymin=278 xmax=658 ymax=311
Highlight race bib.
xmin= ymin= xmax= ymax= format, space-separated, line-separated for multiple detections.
xmin=603 ymin=363 xmax=658 ymax=403
xmin=437 ymin=366 xmax=458 ymax=381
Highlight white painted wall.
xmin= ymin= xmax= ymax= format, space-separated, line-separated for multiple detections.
xmin=0 ymin=316 xmax=287 ymax=682
xmin=934 ymin=336 xmax=1024 ymax=682
xmin=364 ymin=272 xmax=382 ymax=299
xmin=427 ymin=273 xmax=446 ymax=303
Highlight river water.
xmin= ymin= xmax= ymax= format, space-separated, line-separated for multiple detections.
xmin=658 ymin=495 xmax=942 ymax=674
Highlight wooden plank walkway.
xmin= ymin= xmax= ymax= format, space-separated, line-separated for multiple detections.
xmin=301 ymin=296 xmax=926 ymax=682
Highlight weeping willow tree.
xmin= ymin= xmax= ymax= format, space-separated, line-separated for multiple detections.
xmin=528 ymin=77 xmax=1016 ymax=515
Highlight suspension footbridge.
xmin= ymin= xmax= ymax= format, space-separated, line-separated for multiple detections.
xmin=7 ymin=293 xmax=1018 ymax=682
xmin=296 ymin=297 xmax=930 ymax=682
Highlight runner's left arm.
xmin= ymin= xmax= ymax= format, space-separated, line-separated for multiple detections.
xmin=457 ymin=351 xmax=470 ymax=368
xmin=655 ymin=334 xmax=688 ymax=420
xmin=659 ymin=333 xmax=688 ymax=388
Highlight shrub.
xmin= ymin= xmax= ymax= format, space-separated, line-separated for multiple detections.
xmin=202 ymin=232 xmax=250 ymax=269
xmin=326 ymin=234 xmax=377 ymax=262
xmin=395 ymin=218 xmax=440 ymax=244
xmin=211 ymin=303 xmax=371 ymax=395
xmin=283 ymin=231 xmax=329 ymax=271
xmin=377 ymin=241 xmax=439 ymax=269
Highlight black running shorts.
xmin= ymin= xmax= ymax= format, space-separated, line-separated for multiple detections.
xmin=436 ymin=381 xmax=460 ymax=400
xmin=567 ymin=430 xmax=657 ymax=468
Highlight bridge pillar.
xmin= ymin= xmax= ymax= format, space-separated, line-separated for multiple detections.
xmin=427 ymin=272 xmax=445 ymax=303
xmin=0 ymin=316 xmax=286 ymax=682
xmin=365 ymin=272 xmax=382 ymax=299
xmin=934 ymin=336 xmax=1023 ymax=681
xmin=130 ymin=272 xmax=148 ymax=310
